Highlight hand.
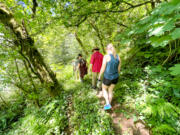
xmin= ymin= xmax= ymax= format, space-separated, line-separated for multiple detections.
xmin=89 ymin=68 xmax=91 ymax=74
xmin=97 ymin=80 xmax=101 ymax=88
xmin=98 ymin=75 xmax=101 ymax=80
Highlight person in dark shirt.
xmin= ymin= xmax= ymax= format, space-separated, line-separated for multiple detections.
xmin=77 ymin=54 xmax=88 ymax=82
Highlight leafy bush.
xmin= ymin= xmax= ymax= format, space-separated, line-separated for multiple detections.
xmin=2 ymin=95 xmax=68 ymax=135
xmin=114 ymin=64 xmax=180 ymax=135
xmin=0 ymin=93 xmax=25 ymax=134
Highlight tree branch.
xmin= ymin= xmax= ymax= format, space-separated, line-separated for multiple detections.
xmin=74 ymin=31 xmax=89 ymax=56
xmin=122 ymin=1 xmax=134 ymax=7
xmin=105 ymin=14 xmax=128 ymax=28
xmin=89 ymin=21 xmax=105 ymax=53
xmin=65 ymin=16 xmax=87 ymax=27
xmin=81 ymin=1 xmax=151 ymax=15
xmin=32 ymin=0 xmax=38 ymax=18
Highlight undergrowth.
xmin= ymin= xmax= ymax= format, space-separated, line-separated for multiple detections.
xmin=114 ymin=64 xmax=180 ymax=135
xmin=0 ymin=65 xmax=114 ymax=135
xmin=70 ymin=83 xmax=114 ymax=135
xmin=1 ymin=94 xmax=69 ymax=135
xmin=60 ymin=65 xmax=115 ymax=135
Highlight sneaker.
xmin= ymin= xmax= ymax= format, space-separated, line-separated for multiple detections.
xmin=104 ymin=104 xmax=112 ymax=110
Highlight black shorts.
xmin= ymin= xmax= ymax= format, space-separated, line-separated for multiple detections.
xmin=103 ymin=77 xmax=119 ymax=86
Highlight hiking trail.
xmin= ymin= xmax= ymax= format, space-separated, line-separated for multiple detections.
xmin=97 ymin=90 xmax=150 ymax=135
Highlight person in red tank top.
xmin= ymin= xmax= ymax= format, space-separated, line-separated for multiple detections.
xmin=89 ymin=47 xmax=103 ymax=89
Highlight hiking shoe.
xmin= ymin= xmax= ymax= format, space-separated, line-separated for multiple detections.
xmin=104 ymin=104 xmax=112 ymax=110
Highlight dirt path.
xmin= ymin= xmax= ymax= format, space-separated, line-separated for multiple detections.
xmin=97 ymin=91 xmax=150 ymax=135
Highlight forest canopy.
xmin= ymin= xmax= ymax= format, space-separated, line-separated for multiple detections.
xmin=0 ymin=0 xmax=180 ymax=135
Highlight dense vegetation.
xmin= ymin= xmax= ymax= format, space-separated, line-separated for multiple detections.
xmin=0 ymin=0 xmax=180 ymax=135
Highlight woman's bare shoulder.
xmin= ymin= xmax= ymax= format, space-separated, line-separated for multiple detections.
xmin=104 ymin=54 xmax=110 ymax=58
xmin=104 ymin=54 xmax=111 ymax=61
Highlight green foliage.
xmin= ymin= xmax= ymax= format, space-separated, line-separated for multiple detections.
xmin=171 ymin=28 xmax=180 ymax=40
xmin=60 ymin=66 xmax=114 ymax=135
xmin=114 ymin=64 xmax=180 ymax=135
xmin=169 ymin=64 xmax=180 ymax=76
xmin=152 ymin=124 xmax=177 ymax=135
xmin=4 ymin=96 xmax=68 ymax=135
xmin=141 ymin=97 xmax=180 ymax=135
xmin=130 ymin=0 xmax=179 ymax=47
xmin=0 ymin=93 xmax=25 ymax=134
xmin=71 ymin=85 xmax=114 ymax=135
xmin=1 ymin=0 xmax=180 ymax=134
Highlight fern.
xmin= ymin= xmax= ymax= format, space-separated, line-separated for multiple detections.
xmin=152 ymin=124 xmax=176 ymax=135
xmin=144 ymin=97 xmax=179 ymax=119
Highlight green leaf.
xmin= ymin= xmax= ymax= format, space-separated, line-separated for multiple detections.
xmin=144 ymin=53 xmax=151 ymax=58
xmin=149 ymin=35 xmax=171 ymax=47
xmin=162 ymin=19 xmax=176 ymax=31
xmin=174 ymin=14 xmax=180 ymax=20
xmin=152 ymin=2 xmax=177 ymax=16
xmin=173 ymin=89 xmax=180 ymax=98
xmin=120 ymin=39 xmax=131 ymax=44
xmin=170 ymin=28 xmax=180 ymax=40
xmin=149 ymin=25 xmax=164 ymax=36
xmin=169 ymin=64 xmax=180 ymax=76
xmin=138 ymin=16 xmax=153 ymax=25
xmin=149 ymin=18 xmax=176 ymax=36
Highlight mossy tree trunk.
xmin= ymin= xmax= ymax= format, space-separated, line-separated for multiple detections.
xmin=0 ymin=3 xmax=62 ymax=96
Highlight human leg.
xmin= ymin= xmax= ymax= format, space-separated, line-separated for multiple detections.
xmin=80 ymin=72 xmax=83 ymax=82
xmin=73 ymin=67 xmax=75 ymax=76
xmin=92 ymin=72 xmax=97 ymax=88
xmin=80 ymin=77 xmax=83 ymax=82
xmin=108 ymin=84 xmax=115 ymax=104
xmin=80 ymin=69 xmax=85 ymax=82
xmin=75 ymin=69 xmax=78 ymax=80
xmin=97 ymin=73 xmax=103 ymax=90
xmin=102 ymin=84 xmax=109 ymax=105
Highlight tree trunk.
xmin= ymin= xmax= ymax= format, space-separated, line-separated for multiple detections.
xmin=23 ymin=60 xmax=40 ymax=107
xmin=0 ymin=3 xmax=62 ymax=96
xmin=89 ymin=22 xmax=105 ymax=54
xmin=74 ymin=31 xmax=89 ymax=56
xmin=151 ymin=0 xmax=155 ymax=9
xmin=150 ymin=0 xmax=162 ymax=9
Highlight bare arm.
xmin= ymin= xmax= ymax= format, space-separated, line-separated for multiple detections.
xmin=118 ymin=56 xmax=121 ymax=73
xmin=89 ymin=64 xmax=92 ymax=72
xmin=98 ymin=55 xmax=108 ymax=80
xmin=78 ymin=63 xmax=80 ymax=69
xmin=89 ymin=54 xmax=94 ymax=72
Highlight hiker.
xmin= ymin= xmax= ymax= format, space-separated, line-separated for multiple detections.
xmin=72 ymin=57 xmax=79 ymax=80
xmin=89 ymin=47 xmax=103 ymax=89
xmin=77 ymin=54 xmax=88 ymax=82
xmin=98 ymin=43 xmax=121 ymax=110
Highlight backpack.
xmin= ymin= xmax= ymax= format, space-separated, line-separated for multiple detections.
xmin=79 ymin=59 xmax=88 ymax=74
